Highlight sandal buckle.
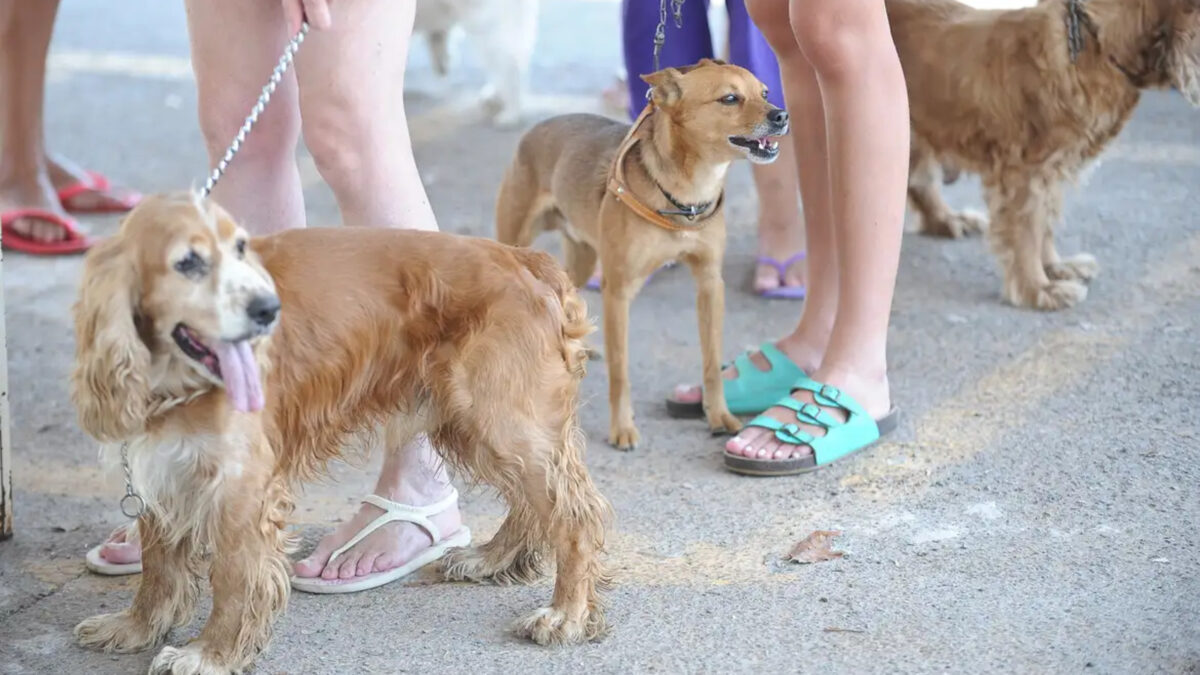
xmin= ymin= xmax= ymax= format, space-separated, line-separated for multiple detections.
xmin=819 ymin=384 xmax=841 ymax=402
xmin=800 ymin=403 xmax=823 ymax=420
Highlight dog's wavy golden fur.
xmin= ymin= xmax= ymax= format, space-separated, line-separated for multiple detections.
xmin=70 ymin=192 xmax=612 ymax=673
xmin=890 ymin=0 xmax=1200 ymax=309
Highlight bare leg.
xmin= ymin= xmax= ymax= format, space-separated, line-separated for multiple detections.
xmin=727 ymin=0 xmax=908 ymax=460
xmin=0 ymin=0 xmax=71 ymax=243
xmin=295 ymin=0 xmax=435 ymax=231
xmin=668 ymin=3 xmax=835 ymax=407
xmin=97 ymin=0 xmax=459 ymax=582
xmin=184 ymin=0 xmax=304 ymax=235
xmin=287 ymin=0 xmax=457 ymax=579
xmin=751 ymin=145 xmax=808 ymax=293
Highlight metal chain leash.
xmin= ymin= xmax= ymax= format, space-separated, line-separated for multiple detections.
xmin=118 ymin=442 xmax=145 ymax=518
xmin=652 ymin=0 xmax=686 ymax=73
xmin=116 ymin=23 xmax=312 ymax=521
xmin=199 ymin=22 xmax=311 ymax=199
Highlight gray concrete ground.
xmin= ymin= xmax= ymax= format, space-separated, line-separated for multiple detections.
xmin=2 ymin=1 xmax=1199 ymax=673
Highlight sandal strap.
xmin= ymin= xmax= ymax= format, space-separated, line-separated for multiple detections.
xmin=773 ymin=395 xmax=844 ymax=429
xmin=744 ymin=414 xmax=818 ymax=447
xmin=790 ymin=378 xmax=868 ymax=418
xmin=326 ymin=488 xmax=459 ymax=565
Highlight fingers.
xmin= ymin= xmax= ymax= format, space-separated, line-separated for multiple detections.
xmin=302 ymin=0 xmax=333 ymax=30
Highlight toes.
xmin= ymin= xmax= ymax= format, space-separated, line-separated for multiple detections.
xmin=357 ymin=552 xmax=382 ymax=577
xmin=294 ymin=539 xmax=339 ymax=579
xmin=672 ymin=384 xmax=703 ymax=404
xmin=337 ymin=554 xmax=361 ymax=580
xmin=373 ymin=552 xmax=399 ymax=573
xmin=100 ymin=541 xmax=141 ymax=564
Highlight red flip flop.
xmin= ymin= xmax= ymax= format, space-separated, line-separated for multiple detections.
xmin=1 ymin=208 xmax=96 ymax=255
xmin=56 ymin=170 xmax=142 ymax=214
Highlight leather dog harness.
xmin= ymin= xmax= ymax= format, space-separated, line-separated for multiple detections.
xmin=605 ymin=103 xmax=723 ymax=233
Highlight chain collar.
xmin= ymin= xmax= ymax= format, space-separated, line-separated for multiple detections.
xmin=655 ymin=181 xmax=717 ymax=221
xmin=118 ymin=442 xmax=145 ymax=518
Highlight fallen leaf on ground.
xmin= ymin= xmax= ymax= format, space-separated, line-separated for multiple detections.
xmin=787 ymin=530 xmax=845 ymax=564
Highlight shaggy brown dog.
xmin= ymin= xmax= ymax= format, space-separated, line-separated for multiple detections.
xmin=70 ymin=193 xmax=612 ymax=673
xmin=494 ymin=59 xmax=789 ymax=449
xmin=889 ymin=0 xmax=1200 ymax=309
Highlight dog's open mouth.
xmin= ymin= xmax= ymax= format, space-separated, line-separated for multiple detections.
xmin=729 ymin=135 xmax=781 ymax=161
xmin=171 ymin=323 xmax=265 ymax=413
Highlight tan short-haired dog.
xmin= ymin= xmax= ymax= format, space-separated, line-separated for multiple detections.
xmin=70 ymin=193 xmax=612 ymax=673
xmin=495 ymin=59 xmax=790 ymax=449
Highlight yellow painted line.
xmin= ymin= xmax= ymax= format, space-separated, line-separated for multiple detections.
xmin=843 ymin=232 xmax=1200 ymax=493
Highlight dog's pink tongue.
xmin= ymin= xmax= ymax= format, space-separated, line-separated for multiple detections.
xmin=214 ymin=340 xmax=264 ymax=413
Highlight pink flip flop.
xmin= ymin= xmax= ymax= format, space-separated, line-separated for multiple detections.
xmin=755 ymin=253 xmax=806 ymax=299
xmin=57 ymin=170 xmax=142 ymax=214
xmin=1 ymin=208 xmax=96 ymax=255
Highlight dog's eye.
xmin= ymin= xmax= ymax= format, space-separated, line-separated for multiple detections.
xmin=762 ymin=89 xmax=769 ymax=100
xmin=719 ymin=93 xmax=740 ymax=105
xmin=174 ymin=250 xmax=207 ymax=277
xmin=235 ymin=238 xmax=247 ymax=258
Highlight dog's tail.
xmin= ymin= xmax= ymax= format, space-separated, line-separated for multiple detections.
xmin=513 ymin=245 xmax=612 ymax=630
xmin=513 ymin=247 xmax=594 ymax=380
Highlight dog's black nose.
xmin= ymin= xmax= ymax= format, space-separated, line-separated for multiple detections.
xmin=769 ymin=108 xmax=789 ymax=126
xmin=247 ymin=294 xmax=281 ymax=327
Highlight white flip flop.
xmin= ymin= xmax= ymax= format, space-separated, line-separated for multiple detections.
xmin=290 ymin=489 xmax=470 ymax=595
xmin=85 ymin=523 xmax=143 ymax=576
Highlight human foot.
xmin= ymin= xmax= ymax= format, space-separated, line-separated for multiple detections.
xmin=754 ymin=253 xmax=807 ymax=298
xmin=723 ymin=368 xmax=898 ymax=475
xmin=665 ymin=340 xmax=819 ymax=418
xmin=84 ymin=524 xmax=144 ymax=576
xmin=292 ymin=488 xmax=465 ymax=585
xmin=0 ymin=166 xmax=74 ymax=243
xmin=48 ymin=154 xmax=141 ymax=213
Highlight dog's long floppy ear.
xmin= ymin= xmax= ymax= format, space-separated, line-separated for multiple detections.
xmin=70 ymin=235 xmax=151 ymax=442
xmin=1170 ymin=5 xmax=1200 ymax=106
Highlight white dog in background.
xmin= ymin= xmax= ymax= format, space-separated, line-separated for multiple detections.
xmin=414 ymin=0 xmax=540 ymax=127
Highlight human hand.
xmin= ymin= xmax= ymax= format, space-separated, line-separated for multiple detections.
xmin=282 ymin=0 xmax=332 ymax=34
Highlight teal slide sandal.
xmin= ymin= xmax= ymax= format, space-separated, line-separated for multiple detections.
xmin=723 ymin=375 xmax=900 ymax=477
xmin=665 ymin=342 xmax=807 ymax=419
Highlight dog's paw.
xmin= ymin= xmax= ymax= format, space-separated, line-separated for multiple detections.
xmin=514 ymin=606 xmax=606 ymax=646
xmin=1045 ymin=253 xmax=1099 ymax=282
xmin=608 ymin=424 xmax=640 ymax=452
xmin=149 ymin=644 xmax=230 ymax=675
xmin=443 ymin=544 xmax=545 ymax=586
xmin=1007 ymin=278 xmax=1088 ymax=311
xmin=74 ymin=611 xmax=165 ymax=654
xmin=706 ymin=409 xmax=743 ymax=436
xmin=920 ymin=209 xmax=987 ymax=239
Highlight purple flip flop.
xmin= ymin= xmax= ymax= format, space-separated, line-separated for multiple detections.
xmin=755 ymin=252 xmax=806 ymax=299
